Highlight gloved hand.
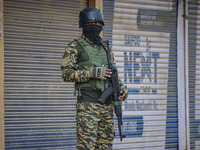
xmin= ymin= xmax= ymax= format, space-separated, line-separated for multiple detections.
xmin=118 ymin=85 xmax=128 ymax=101
xmin=89 ymin=67 xmax=107 ymax=80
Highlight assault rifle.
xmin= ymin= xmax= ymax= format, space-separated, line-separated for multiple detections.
xmin=99 ymin=41 xmax=125 ymax=142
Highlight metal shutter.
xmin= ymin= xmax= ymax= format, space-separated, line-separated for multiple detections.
xmin=103 ymin=0 xmax=115 ymax=41
xmin=188 ymin=1 xmax=200 ymax=149
xmin=103 ymin=0 xmax=178 ymax=149
xmin=4 ymin=0 xmax=87 ymax=149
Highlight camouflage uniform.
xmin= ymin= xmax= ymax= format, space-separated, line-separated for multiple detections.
xmin=76 ymin=102 xmax=115 ymax=150
xmin=61 ymin=35 xmax=128 ymax=150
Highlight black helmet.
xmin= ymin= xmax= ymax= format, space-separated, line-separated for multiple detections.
xmin=79 ymin=8 xmax=104 ymax=28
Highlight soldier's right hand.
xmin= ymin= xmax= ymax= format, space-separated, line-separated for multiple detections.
xmin=89 ymin=65 xmax=112 ymax=80
xmin=89 ymin=66 xmax=106 ymax=80
xmin=102 ymin=64 xmax=112 ymax=80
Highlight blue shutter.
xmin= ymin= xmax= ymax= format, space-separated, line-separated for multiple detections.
xmin=188 ymin=1 xmax=200 ymax=149
xmin=4 ymin=0 xmax=87 ymax=149
xmin=103 ymin=0 xmax=178 ymax=149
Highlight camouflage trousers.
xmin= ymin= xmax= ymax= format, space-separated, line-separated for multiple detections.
xmin=76 ymin=101 xmax=115 ymax=150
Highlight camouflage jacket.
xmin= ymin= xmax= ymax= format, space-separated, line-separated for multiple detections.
xmin=61 ymin=34 xmax=128 ymax=102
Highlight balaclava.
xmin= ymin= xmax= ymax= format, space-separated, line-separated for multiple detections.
xmin=82 ymin=25 xmax=103 ymax=44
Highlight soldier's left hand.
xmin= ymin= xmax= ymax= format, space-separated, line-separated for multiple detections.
xmin=118 ymin=90 xmax=126 ymax=101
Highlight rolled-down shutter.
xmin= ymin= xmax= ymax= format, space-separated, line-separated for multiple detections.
xmin=188 ymin=1 xmax=200 ymax=149
xmin=103 ymin=0 xmax=178 ymax=149
xmin=4 ymin=0 xmax=87 ymax=149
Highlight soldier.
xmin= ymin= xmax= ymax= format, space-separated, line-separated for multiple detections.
xmin=61 ymin=8 xmax=128 ymax=150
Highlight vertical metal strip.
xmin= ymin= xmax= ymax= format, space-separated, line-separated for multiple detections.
xmin=89 ymin=0 xmax=103 ymax=10
xmin=0 ymin=0 xmax=5 ymax=150
xmin=177 ymin=0 xmax=187 ymax=149
xmin=185 ymin=0 xmax=190 ymax=149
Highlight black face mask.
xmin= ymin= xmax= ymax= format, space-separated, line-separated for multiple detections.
xmin=82 ymin=25 xmax=103 ymax=44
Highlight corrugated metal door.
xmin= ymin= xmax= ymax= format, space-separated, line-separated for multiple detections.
xmin=103 ymin=0 xmax=115 ymax=41
xmin=188 ymin=1 xmax=200 ymax=149
xmin=4 ymin=0 xmax=87 ymax=149
xmin=103 ymin=0 xmax=178 ymax=149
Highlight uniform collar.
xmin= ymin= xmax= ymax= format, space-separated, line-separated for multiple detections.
xmin=81 ymin=34 xmax=102 ymax=45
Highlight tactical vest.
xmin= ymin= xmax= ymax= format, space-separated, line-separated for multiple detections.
xmin=75 ymin=37 xmax=110 ymax=96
